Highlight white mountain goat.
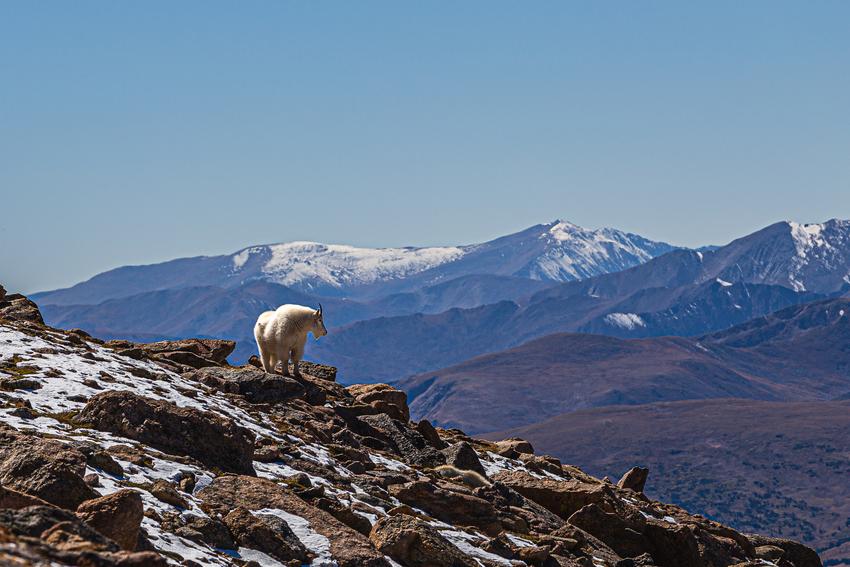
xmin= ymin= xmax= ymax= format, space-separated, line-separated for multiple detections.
xmin=254 ymin=304 xmax=327 ymax=377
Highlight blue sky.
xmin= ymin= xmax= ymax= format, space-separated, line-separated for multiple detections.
xmin=2 ymin=2 xmax=850 ymax=293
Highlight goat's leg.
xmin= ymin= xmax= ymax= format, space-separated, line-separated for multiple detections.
xmin=260 ymin=348 xmax=274 ymax=373
xmin=275 ymin=344 xmax=290 ymax=376
xmin=292 ymin=344 xmax=304 ymax=378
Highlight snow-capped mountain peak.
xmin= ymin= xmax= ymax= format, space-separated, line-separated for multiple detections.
xmin=231 ymin=241 xmax=467 ymax=290
xmin=522 ymin=220 xmax=676 ymax=281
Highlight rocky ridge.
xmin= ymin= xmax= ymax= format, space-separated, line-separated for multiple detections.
xmin=0 ymin=286 xmax=821 ymax=566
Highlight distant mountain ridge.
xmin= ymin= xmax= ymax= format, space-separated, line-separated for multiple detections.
xmin=312 ymin=220 xmax=850 ymax=382
xmin=401 ymin=297 xmax=850 ymax=434
xmin=34 ymin=220 xmax=677 ymax=361
xmin=33 ymin=220 xmax=676 ymax=305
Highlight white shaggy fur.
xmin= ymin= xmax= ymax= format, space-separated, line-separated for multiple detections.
xmin=254 ymin=304 xmax=327 ymax=377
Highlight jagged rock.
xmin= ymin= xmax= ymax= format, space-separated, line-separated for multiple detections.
xmin=0 ymin=431 xmax=98 ymax=509
xmin=492 ymin=438 xmax=534 ymax=458
xmin=389 ymin=480 xmax=502 ymax=536
xmin=75 ymin=391 xmax=255 ymax=474
xmin=755 ymin=545 xmax=786 ymax=562
xmin=491 ymin=470 xmax=609 ymax=520
xmin=618 ymin=467 xmax=649 ymax=493
xmin=355 ymin=413 xmax=445 ymax=468
xmin=442 ymin=441 xmax=487 ymax=477
xmin=105 ymin=338 xmax=235 ymax=366
xmin=298 ymin=360 xmax=337 ymax=382
xmin=519 ymin=453 xmax=564 ymax=476
xmin=568 ymin=503 xmax=649 ymax=559
xmin=747 ymin=535 xmax=822 ymax=567
xmin=149 ymin=480 xmax=188 ymax=508
xmin=223 ymin=506 xmax=309 ymax=564
xmin=197 ymin=475 xmax=390 ymax=567
xmin=75 ymin=490 xmax=143 ymax=551
xmin=0 ymin=485 xmax=52 ymax=510
xmin=347 ymin=383 xmax=410 ymax=421
xmin=642 ymin=522 xmax=703 ymax=567
xmin=0 ymin=505 xmax=119 ymax=551
xmin=75 ymin=442 xmax=125 ymax=477
xmin=184 ymin=366 xmax=306 ymax=403
xmin=172 ymin=515 xmax=235 ymax=549
xmin=0 ymin=293 xmax=44 ymax=324
xmin=314 ymin=497 xmax=374 ymax=536
xmin=370 ymin=514 xmax=478 ymax=567
xmin=478 ymin=481 xmax=565 ymax=535
xmin=415 ymin=419 xmax=447 ymax=449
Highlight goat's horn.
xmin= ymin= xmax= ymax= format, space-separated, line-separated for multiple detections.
xmin=318 ymin=303 xmax=323 ymax=313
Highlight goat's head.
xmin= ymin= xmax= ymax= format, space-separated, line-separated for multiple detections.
xmin=312 ymin=303 xmax=328 ymax=338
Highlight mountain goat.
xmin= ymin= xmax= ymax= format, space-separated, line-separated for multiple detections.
xmin=254 ymin=304 xmax=327 ymax=378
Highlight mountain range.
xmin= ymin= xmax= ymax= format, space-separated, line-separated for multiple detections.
xmin=312 ymin=219 xmax=850 ymax=382
xmin=35 ymin=219 xmax=850 ymax=381
xmin=34 ymin=220 xmax=677 ymax=362
xmin=401 ymin=297 xmax=850 ymax=433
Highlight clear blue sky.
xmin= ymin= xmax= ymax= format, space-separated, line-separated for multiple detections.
xmin=2 ymin=2 xmax=850 ymax=294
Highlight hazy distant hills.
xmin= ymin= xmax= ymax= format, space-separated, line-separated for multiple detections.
xmin=485 ymin=398 xmax=850 ymax=565
xmin=401 ymin=297 xmax=850 ymax=432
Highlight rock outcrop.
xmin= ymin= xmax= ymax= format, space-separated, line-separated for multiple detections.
xmin=0 ymin=286 xmax=824 ymax=567
xmin=75 ymin=390 xmax=256 ymax=474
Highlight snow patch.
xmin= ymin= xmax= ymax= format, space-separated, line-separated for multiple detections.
xmin=260 ymin=241 xmax=466 ymax=288
xmin=254 ymin=508 xmax=336 ymax=566
xmin=603 ymin=312 xmax=646 ymax=330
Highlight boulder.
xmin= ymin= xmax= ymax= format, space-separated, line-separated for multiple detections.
xmin=149 ymin=480 xmax=189 ymax=508
xmin=0 ymin=505 xmax=118 ymax=551
xmin=106 ymin=338 xmax=235 ymax=366
xmin=0 ymin=293 xmax=44 ymax=324
xmin=389 ymin=480 xmax=502 ymax=535
xmin=492 ymin=438 xmax=534 ymax=458
xmin=75 ymin=391 xmax=255 ymax=474
xmin=747 ymin=535 xmax=822 ymax=567
xmin=355 ymin=414 xmax=444 ymax=468
xmin=370 ymin=514 xmax=478 ymax=567
xmin=491 ymin=470 xmax=609 ymax=520
xmin=223 ymin=506 xmax=309 ymax=564
xmin=198 ymin=475 xmax=390 ymax=567
xmin=441 ymin=441 xmax=487 ymax=477
xmin=0 ymin=485 xmax=53 ymax=510
xmin=75 ymin=490 xmax=143 ymax=551
xmin=347 ymin=383 xmax=410 ymax=421
xmin=415 ymin=419 xmax=447 ymax=449
xmin=568 ymin=503 xmax=649 ymax=559
xmin=0 ymin=432 xmax=98 ymax=509
xmin=298 ymin=361 xmax=338 ymax=382
xmin=184 ymin=366 xmax=305 ymax=404
xmin=617 ymin=467 xmax=649 ymax=494
xmin=642 ymin=522 xmax=702 ymax=567
xmin=172 ymin=515 xmax=235 ymax=549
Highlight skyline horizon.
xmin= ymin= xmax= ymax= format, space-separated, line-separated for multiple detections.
xmin=15 ymin=214 xmax=848 ymax=296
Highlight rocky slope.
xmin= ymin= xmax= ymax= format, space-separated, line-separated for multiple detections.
xmin=0 ymin=285 xmax=821 ymax=567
